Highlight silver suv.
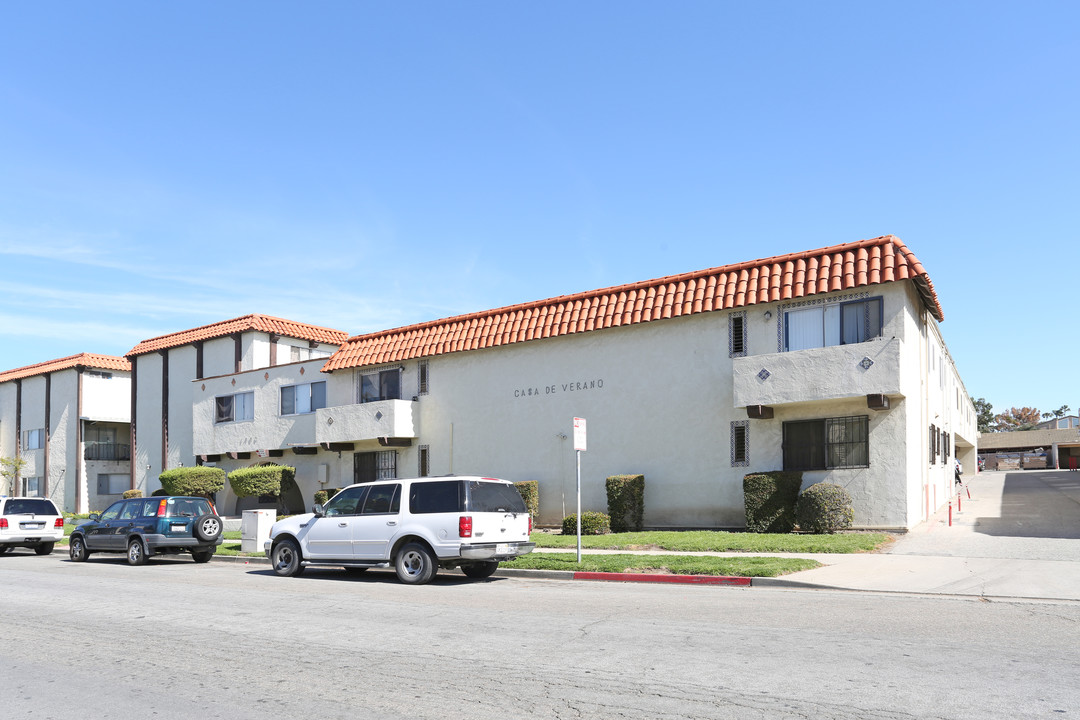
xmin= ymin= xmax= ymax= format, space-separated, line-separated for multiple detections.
xmin=266 ymin=475 xmax=535 ymax=584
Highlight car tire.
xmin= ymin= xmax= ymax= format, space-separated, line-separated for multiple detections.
xmin=194 ymin=514 xmax=223 ymax=543
xmin=461 ymin=561 xmax=499 ymax=579
xmin=34 ymin=542 xmax=55 ymax=556
xmin=69 ymin=537 xmax=89 ymax=562
xmin=395 ymin=542 xmax=437 ymax=585
xmin=0 ymin=545 xmax=12 ymax=554
xmin=271 ymin=539 xmax=305 ymax=577
xmin=127 ymin=538 xmax=148 ymax=566
xmin=192 ymin=550 xmax=214 ymax=563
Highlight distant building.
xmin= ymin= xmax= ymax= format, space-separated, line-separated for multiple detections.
xmin=978 ymin=428 xmax=1080 ymax=470
xmin=0 ymin=354 xmax=131 ymax=512
xmin=1034 ymin=415 xmax=1080 ymax=431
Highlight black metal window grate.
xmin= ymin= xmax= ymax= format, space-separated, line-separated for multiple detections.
xmin=783 ymin=416 xmax=869 ymax=470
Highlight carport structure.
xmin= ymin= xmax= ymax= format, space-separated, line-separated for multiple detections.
xmin=978 ymin=428 xmax=1080 ymax=470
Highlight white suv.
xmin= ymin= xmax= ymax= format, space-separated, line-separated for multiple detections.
xmin=265 ymin=475 xmax=535 ymax=584
xmin=0 ymin=496 xmax=65 ymax=555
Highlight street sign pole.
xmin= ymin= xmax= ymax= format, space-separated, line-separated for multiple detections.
xmin=573 ymin=417 xmax=587 ymax=563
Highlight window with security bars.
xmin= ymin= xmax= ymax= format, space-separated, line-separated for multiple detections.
xmin=731 ymin=421 xmax=749 ymax=466
xmin=783 ymin=416 xmax=869 ymax=470
xmin=354 ymin=450 xmax=398 ymax=483
xmin=418 ymin=445 xmax=430 ymax=477
xmin=729 ymin=312 xmax=747 ymax=357
xmin=418 ymin=361 xmax=429 ymax=395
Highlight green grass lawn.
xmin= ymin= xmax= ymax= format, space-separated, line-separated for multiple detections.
xmin=530 ymin=529 xmax=891 ymax=553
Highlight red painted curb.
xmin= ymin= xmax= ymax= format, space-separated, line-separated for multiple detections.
xmin=572 ymin=572 xmax=751 ymax=586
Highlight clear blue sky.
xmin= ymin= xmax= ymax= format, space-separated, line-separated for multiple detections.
xmin=1 ymin=2 xmax=1076 ymax=418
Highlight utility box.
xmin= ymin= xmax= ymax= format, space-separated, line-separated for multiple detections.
xmin=241 ymin=509 xmax=275 ymax=553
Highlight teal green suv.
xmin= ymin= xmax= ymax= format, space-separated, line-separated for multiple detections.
xmin=69 ymin=496 xmax=223 ymax=565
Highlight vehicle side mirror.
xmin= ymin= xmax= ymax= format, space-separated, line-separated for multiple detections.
xmin=88 ymin=514 xmax=100 ymax=521
xmin=312 ymin=504 xmax=325 ymax=518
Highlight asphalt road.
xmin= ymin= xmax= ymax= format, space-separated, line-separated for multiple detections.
xmin=3 ymin=554 xmax=1078 ymax=719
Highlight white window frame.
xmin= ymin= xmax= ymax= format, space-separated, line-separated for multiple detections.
xmin=24 ymin=428 xmax=45 ymax=450
xmin=781 ymin=296 xmax=882 ymax=352
xmin=215 ymin=391 xmax=254 ymax=424
xmin=280 ymin=381 xmax=327 ymax=416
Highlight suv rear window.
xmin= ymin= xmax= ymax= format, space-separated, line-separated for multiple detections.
xmin=4 ymin=499 xmax=60 ymax=515
xmin=410 ymin=481 xmax=464 ymax=514
xmin=164 ymin=498 xmax=212 ymax=517
xmin=465 ymin=480 xmax=528 ymax=513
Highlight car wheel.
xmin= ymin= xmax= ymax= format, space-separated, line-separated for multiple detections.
xmin=0 ymin=545 xmax=12 ymax=554
xmin=461 ymin=561 xmax=499 ymax=579
xmin=34 ymin=542 xmax=55 ymax=556
xmin=395 ymin=542 xmax=437 ymax=585
xmin=194 ymin=514 xmax=223 ymax=543
xmin=192 ymin=550 xmax=214 ymax=563
xmin=271 ymin=539 xmax=305 ymax=577
xmin=69 ymin=537 xmax=89 ymax=562
xmin=127 ymin=538 xmax=148 ymax=566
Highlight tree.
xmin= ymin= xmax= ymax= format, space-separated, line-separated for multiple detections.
xmin=0 ymin=455 xmax=28 ymax=495
xmin=972 ymin=397 xmax=995 ymax=433
xmin=994 ymin=407 xmax=1042 ymax=432
xmin=1042 ymin=405 xmax=1071 ymax=420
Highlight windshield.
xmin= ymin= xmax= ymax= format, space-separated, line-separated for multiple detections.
xmin=465 ymin=481 xmax=527 ymax=513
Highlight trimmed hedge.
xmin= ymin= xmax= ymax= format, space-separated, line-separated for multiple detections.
xmin=228 ymin=465 xmax=296 ymax=499
xmin=796 ymin=482 xmax=854 ymax=534
xmin=606 ymin=474 xmax=644 ymax=532
xmin=122 ymin=489 xmax=143 ymax=499
xmin=562 ymin=511 xmax=611 ymax=536
xmin=159 ymin=466 xmax=226 ymax=498
xmin=515 ymin=481 xmax=539 ymax=520
xmin=743 ymin=471 xmax=803 ymax=533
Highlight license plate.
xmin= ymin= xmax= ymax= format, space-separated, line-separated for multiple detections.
xmin=495 ymin=543 xmax=511 ymax=554
xmin=22 ymin=523 xmax=44 ymax=530
xmin=171 ymin=524 xmax=186 ymax=531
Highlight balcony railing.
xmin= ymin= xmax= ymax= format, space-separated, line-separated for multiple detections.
xmin=84 ymin=443 xmax=131 ymax=461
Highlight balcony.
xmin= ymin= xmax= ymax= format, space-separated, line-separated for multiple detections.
xmin=84 ymin=443 xmax=131 ymax=461
xmin=316 ymin=399 xmax=418 ymax=445
xmin=733 ymin=339 xmax=902 ymax=409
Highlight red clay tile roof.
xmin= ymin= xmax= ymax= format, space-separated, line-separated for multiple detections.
xmin=322 ymin=235 xmax=943 ymax=372
xmin=126 ymin=314 xmax=349 ymax=358
xmin=0 ymin=353 xmax=132 ymax=383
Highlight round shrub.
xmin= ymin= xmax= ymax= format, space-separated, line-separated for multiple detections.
xmin=228 ymin=465 xmax=296 ymax=499
xmin=159 ymin=466 xmax=226 ymax=498
xmin=314 ymin=490 xmax=329 ymax=507
xmin=122 ymin=489 xmax=143 ymax=499
xmin=562 ymin=511 xmax=611 ymax=536
xmin=796 ymin=482 xmax=854 ymax=534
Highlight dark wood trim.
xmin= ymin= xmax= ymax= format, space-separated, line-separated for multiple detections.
xmin=269 ymin=334 xmax=280 ymax=367
xmin=76 ymin=369 xmax=84 ymax=510
xmin=291 ymin=446 xmax=319 ymax=455
xmin=746 ymin=405 xmax=774 ymax=420
xmin=325 ymin=442 xmax=355 ymax=452
xmin=233 ymin=334 xmax=242 ymax=374
xmin=269 ymin=449 xmax=284 ymax=458
xmin=129 ymin=356 xmax=137 ymax=491
xmin=377 ymin=437 xmax=412 ymax=448
xmin=43 ymin=374 xmax=51 ymax=498
xmin=160 ymin=350 xmax=169 ymax=474
xmin=14 ymin=379 xmax=21 ymax=494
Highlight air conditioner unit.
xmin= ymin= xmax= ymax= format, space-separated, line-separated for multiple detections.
xmin=866 ymin=394 xmax=890 ymax=410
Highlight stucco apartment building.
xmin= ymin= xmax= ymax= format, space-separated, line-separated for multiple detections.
xmin=0 ymin=354 xmax=132 ymax=512
xmin=1 ymin=235 xmax=976 ymax=528
xmin=190 ymin=235 xmax=975 ymax=531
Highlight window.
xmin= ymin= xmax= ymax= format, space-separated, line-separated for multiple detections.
xmin=729 ymin=312 xmax=747 ymax=357
xmin=731 ymin=421 xmax=749 ymax=467
xmin=354 ymin=450 xmax=397 ymax=483
xmin=24 ymin=477 xmax=42 ymax=497
xmin=418 ymin=361 xmax=429 ymax=395
xmin=97 ymin=473 xmax=130 ymax=495
xmin=929 ymin=424 xmax=937 ymax=464
xmin=280 ymin=381 xmax=327 ymax=415
xmin=86 ymin=370 xmax=113 ymax=379
xmin=360 ymin=369 xmax=401 ymax=403
xmin=783 ymin=297 xmax=882 ymax=352
xmin=323 ymin=486 xmax=367 ymax=516
xmin=418 ymin=445 xmax=430 ymax=477
xmin=23 ymin=428 xmax=45 ymax=450
xmin=215 ymin=392 xmax=254 ymax=423
xmin=783 ymin=416 xmax=869 ymax=470
xmin=361 ymin=484 xmax=400 ymax=514
xmin=410 ymin=480 xmax=464 ymax=514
